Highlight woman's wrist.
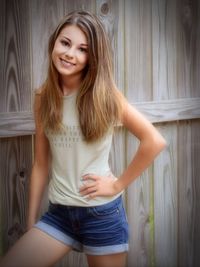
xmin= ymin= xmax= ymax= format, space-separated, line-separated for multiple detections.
xmin=114 ymin=178 xmax=125 ymax=194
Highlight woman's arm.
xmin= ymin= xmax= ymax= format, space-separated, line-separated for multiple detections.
xmin=114 ymin=100 xmax=167 ymax=192
xmin=27 ymin=91 xmax=50 ymax=230
xmin=80 ymin=97 xmax=167 ymax=198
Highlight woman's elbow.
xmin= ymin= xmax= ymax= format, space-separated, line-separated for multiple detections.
xmin=153 ymin=134 xmax=167 ymax=154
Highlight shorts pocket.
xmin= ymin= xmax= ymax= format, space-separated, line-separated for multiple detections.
xmin=88 ymin=198 xmax=122 ymax=219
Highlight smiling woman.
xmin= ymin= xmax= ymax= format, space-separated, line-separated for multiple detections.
xmin=0 ymin=10 xmax=166 ymax=267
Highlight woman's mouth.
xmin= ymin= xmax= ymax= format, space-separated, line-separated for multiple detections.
xmin=60 ymin=58 xmax=75 ymax=67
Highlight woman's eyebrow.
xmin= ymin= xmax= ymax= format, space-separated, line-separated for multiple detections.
xmin=61 ymin=36 xmax=88 ymax=46
xmin=61 ymin=36 xmax=71 ymax=42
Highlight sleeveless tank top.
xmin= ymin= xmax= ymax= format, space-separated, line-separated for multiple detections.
xmin=45 ymin=91 xmax=122 ymax=206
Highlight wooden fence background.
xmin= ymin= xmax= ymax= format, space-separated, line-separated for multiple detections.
xmin=0 ymin=0 xmax=200 ymax=266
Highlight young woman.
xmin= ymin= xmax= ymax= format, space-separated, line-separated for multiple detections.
xmin=0 ymin=10 xmax=166 ymax=267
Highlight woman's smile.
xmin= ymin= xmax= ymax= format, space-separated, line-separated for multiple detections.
xmin=60 ymin=58 xmax=76 ymax=68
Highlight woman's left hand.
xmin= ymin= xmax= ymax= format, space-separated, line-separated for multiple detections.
xmin=79 ymin=174 xmax=122 ymax=199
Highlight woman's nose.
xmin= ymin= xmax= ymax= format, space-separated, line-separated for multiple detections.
xmin=65 ymin=47 xmax=75 ymax=58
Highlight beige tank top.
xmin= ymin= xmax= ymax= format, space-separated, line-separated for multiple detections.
xmin=45 ymin=91 xmax=122 ymax=206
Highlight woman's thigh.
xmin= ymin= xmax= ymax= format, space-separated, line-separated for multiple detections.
xmin=87 ymin=252 xmax=127 ymax=267
xmin=0 ymin=227 xmax=71 ymax=267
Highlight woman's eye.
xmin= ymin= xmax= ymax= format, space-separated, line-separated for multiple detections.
xmin=60 ymin=40 xmax=70 ymax=46
xmin=79 ymin=47 xmax=88 ymax=53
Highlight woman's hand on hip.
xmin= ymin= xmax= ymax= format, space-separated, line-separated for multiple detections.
xmin=79 ymin=174 xmax=122 ymax=199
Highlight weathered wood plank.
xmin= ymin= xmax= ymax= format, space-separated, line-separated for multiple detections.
xmin=193 ymin=0 xmax=200 ymax=97
xmin=133 ymin=97 xmax=200 ymax=123
xmin=125 ymin=0 xmax=153 ymax=266
xmin=154 ymin=123 xmax=178 ymax=267
xmin=126 ymin=135 xmax=152 ymax=267
xmin=152 ymin=1 xmax=180 ymax=266
xmin=176 ymin=1 xmax=200 ymax=266
xmin=0 ymin=0 xmax=31 ymax=112
xmin=0 ymin=136 xmax=32 ymax=252
xmin=177 ymin=121 xmax=194 ymax=267
xmin=176 ymin=0 xmax=200 ymax=97
xmin=0 ymin=112 xmax=34 ymax=137
xmin=152 ymin=0 xmax=178 ymax=100
xmin=0 ymin=0 xmax=33 ymax=256
xmin=191 ymin=120 xmax=200 ymax=267
xmin=125 ymin=0 xmax=152 ymax=102
xmin=1 ymin=97 xmax=200 ymax=136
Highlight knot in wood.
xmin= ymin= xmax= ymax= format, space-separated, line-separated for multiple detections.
xmin=19 ymin=171 xmax=25 ymax=177
xmin=101 ymin=3 xmax=109 ymax=15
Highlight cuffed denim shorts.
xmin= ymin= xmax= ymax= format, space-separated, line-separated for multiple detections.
xmin=34 ymin=196 xmax=129 ymax=255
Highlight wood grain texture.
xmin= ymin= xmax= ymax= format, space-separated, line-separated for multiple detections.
xmin=154 ymin=123 xmax=178 ymax=267
xmin=152 ymin=1 xmax=179 ymax=267
xmin=0 ymin=0 xmax=31 ymax=112
xmin=124 ymin=2 xmax=154 ymax=265
xmin=176 ymin=2 xmax=200 ymax=266
xmin=1 ymin=98 xmax=200 ymax=137
xmin=177 ymin=121 xmax=194 ymax=267
xmin=0 ymin=112 xmax=34 ymax=137
xmin=125 ymin=0 xmax=152 ymax=101
xmin=0 ymin=136 xmax=32 ymax=252
xmin=63 ymin=0 xmax=95 ymax=13
xmin=191 ymin=120 xmax=200 ymax=267
xmin=152 ymin=0 xmax=178 ymax=100
xmin=126 ymin=136 xmax=152 ymax=267
xmin=0 ymin=0 xmax=33 ymax=256
xmin=176 ymin=0 xmax=200 ymax=97
xmin=133 ymin=97 xmax=200 ymax=123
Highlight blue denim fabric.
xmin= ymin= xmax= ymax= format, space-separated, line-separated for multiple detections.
xmin=34 ymin=196 xmax=129 ymax=255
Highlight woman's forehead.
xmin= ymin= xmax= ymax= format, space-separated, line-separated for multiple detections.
xmin=59 ymin=25 xmax=88 ymax=45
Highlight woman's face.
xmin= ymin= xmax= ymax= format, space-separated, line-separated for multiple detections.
xmin=52 ymin=24 xmax=89 ymax=80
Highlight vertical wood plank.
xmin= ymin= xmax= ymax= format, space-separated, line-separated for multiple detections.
xmin=152 ymin=0 xmax=178 ymax=100
xmin=152 ymin=1 xmax=178 ymax=267
xmin=191 ymin=120 xmax=200 ymax=267
xmin=125 ymin=0 xmax=153 ymax=102
xmin=176 ymin=2 xmax=200 ymax=266
xmin=193 ymin=1 xmax=200 ymax=97
xmin=154 ymin=123 xmax=178 ymax=267
xmin=0 ymin=0 xmax=33 ymax=255
xmin=125 ymin=0 xmax=153 ymax=266
xmin=126 ymin=135 xmax=152 ymax=267
xmin=0 ymin=0 xmax=31 ymax=112
xmin=176 ymin=0 xmax=200 ymax=98
xmin=177 ymin=121 xmax=194 ymax=267
xmin=0 ymin=0 xmax=6 ymax=257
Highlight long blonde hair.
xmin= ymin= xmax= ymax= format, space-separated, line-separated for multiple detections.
xmin=39 ymin=10 xmax=123 ymax=142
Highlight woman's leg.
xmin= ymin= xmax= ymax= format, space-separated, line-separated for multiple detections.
xmin=0 ymin=227 xmax=72 ymax=267
xmin=86 ymin=252 xmax=127 ymax=267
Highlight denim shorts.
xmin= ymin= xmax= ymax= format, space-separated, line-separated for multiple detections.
xmin=34 ymin=196 xmax=129 ymax=255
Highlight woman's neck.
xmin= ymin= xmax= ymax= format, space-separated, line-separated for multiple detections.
xmin=60 ymin=76 xmax=82 ymax=96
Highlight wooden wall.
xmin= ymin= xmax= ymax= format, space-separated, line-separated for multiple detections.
xmin=0 ymin=0 xmax=200 ymax=267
